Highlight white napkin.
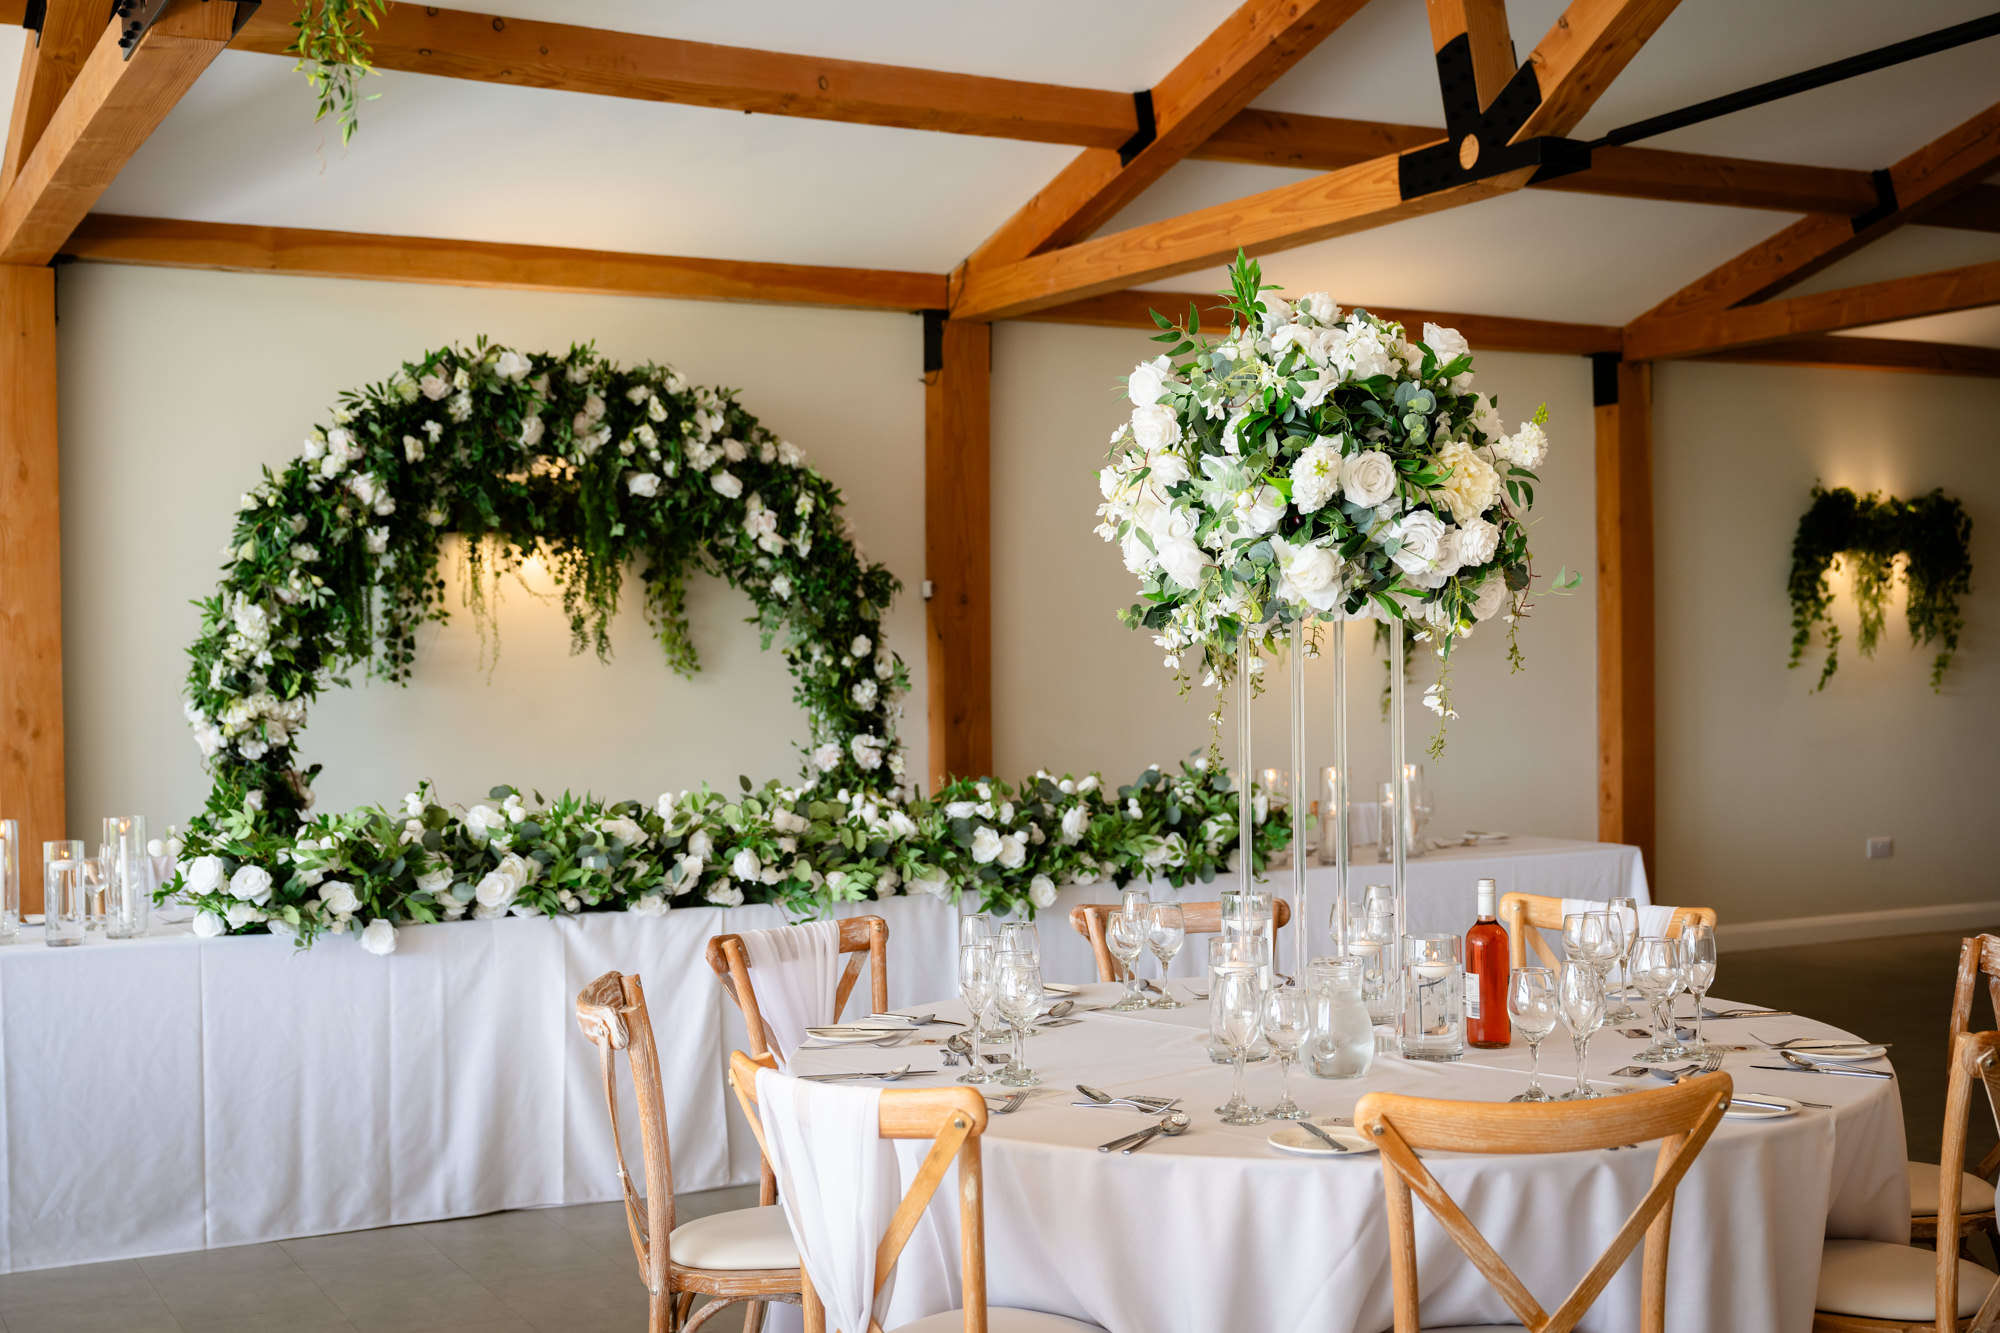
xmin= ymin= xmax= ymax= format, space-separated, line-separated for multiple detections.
xmin=740 ymin=920 xmax=843 ymax=1063
xmin=756 ymin=1068 xmax=900 ymax=1333
xmin=1562 ymin=897 xmax=1677 ymax=938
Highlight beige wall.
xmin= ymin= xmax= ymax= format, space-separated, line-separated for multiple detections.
xmin=1652 ymin=361 xmax=2000 ymax=922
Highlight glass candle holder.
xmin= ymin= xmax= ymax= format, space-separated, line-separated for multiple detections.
xmin=0 ymin=820 xmax=18 ymax=944
xmin=1207 ymin=934 xmax=1272 ymax=1065
xmin=102 ymin=815 xmax=149 ymax=940
xmin=1306 ymin=956 xmax=1374 ymax=1079
xmin=44 ymin=841 xmax=86 ymax=947
xmin=1401 ymin=933 xmax=1465 ymax=1062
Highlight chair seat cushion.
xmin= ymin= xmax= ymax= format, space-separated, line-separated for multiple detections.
xmin=1816 ymin=1238 xmax=1998 ymax=1321
xmin=894 ymin=1309 xmax=1104 ymax=1333
xmin=1907 ymin=1158 xmax=1997 ymax=1215
xmin=668 ymin=1206 xmax=798 ymax=1271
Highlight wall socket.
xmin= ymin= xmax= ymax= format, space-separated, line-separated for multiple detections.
xmin=1866 ymin=837 xmax=1895 ymax=860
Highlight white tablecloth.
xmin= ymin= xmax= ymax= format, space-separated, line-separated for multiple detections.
xmin=792 ymin=985 xmax=1907 ymax=1333
xmin=0 ymin=835 xmax=1641 ymax=1273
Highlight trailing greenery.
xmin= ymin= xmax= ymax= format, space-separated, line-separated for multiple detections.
xmin=1787 ymin=484 xmax=1974 ymax=691
xmin=287 ymin=0 xmax=388 ymax=143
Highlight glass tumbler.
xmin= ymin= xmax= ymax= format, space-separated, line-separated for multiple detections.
xmin=44 ymin=841 xmax=86 ymax=947
xmin=1306 ymin=957 xmax=1375 ymax=1079
xmin=1401 ymin=933 xmax=1465 ymax=1062
xmin=0 ymin=819 xmax=19 ymax=944
xmin=103 ymin=815 xmax=149 ymax=940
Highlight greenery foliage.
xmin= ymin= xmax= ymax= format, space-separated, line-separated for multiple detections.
xmin=1787 ymin=485 xmax=1974 ymax=691
xmin=287 ymin=0 xmax=388 ymax=143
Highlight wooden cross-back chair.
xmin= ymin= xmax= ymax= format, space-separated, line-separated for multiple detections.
xmin=1812 ymin=1029 xmax=2000 ymax=1332
xmin=727 ymin=1051 xmax=1103 ymax=1333
xmin=1498 ymin=892 xmax=1717 ymax=972
xmin=1068 ymin=898 xmax=1292 ymax=984
xmin=574 ymin=972 xmax=800 ymax=1333
xmin=1355 ymin=1073 xmax=1732 ymax=1333
xmin=706 ymin=916 xmax=890 ymax=1063
xmin=1911 ymin=933 xmax=2000 ymax=1247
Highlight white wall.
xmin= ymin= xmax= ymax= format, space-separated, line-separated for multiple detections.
xmin=1652 ymin=361 xmax=2000 ymax=923
xmin=989 ymin=320 xmax=1601 ymax=843
xmin=56 ymin=264 xmax=928 ymax=831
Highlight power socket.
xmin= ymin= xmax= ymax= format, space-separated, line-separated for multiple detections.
xmin=1866 ymin=837 xmax=1894 ymax=860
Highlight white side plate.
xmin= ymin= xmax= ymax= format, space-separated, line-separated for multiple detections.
xmin=1268 ymin=1122 xmax=1377 ymax=1157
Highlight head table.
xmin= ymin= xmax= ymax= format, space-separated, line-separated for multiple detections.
xmin=790 ymin=983 xmax=1906 ymax=1333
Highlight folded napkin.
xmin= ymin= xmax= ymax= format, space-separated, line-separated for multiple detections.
xmin=756 ymin=1068 xmax=900 ymax=1333
xmin=1562 ymin=897 xmax=1677 ymax=939
xmin=740 ymin=920 xmax=842 ymax=1064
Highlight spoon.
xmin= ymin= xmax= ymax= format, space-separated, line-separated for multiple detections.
xmin=1121 ymin=1111 xmax=1191 ymax=1154
xmin=1042 ymin=1000 xmax=1075 ymax=1020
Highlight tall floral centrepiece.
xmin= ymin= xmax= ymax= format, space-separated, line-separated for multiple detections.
xmin=1096 ymin=253 xmax=1559 ymax=736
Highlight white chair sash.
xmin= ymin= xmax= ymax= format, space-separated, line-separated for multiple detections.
xmin=1563 ymin=896 xmax=1678 ymax=940
xmin=741 ymin=920 xmax=843 ymax=1063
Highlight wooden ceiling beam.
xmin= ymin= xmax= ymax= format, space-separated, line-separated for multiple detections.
xmin=60 ymin=215 xmax=950 ymax=311
xmin=1022 ymin=286 xmax=1621 ymax=355
xmin=1425 ymin=0 xmax=1518 ymax=111
xmin=0 ymin=0 xmax=114 ymax=194
xmin=0 ymin=1 xmax=235 ymax=266
xmin=1625 ymin=258 xmax=2000 ymax=361
xmin=1694 ymin=335 xmax=2000 ymax=378
xmin=951 ymin=0 xmax=1680 ymax=322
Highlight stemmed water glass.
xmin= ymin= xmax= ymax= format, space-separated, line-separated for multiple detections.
xmin=1605 ymin=897 xmax=1640 ymax=1023
xmin=959 ymin=912 xmax=994 ymax=950
xmin=1146 ymin=903 xmax=1186 ymax=1007
xmin=1562 ymin=911 xmax=1607 ymax=969
xmin=1557 ymin=961 xmax=1606 ymax=1100
xmin=1262 ymin=984 xmax=1309 ymax=1120
xmin=1681 ymin=922 xmax=1718 ymax=1056
xmin=1106 ymin=907 xmax=1149 ymax=1011
xmin=998 ymin=920 xmax=1038 ymax=961
xmin=1507 ymin=966 xmax=1559 ymax=1102
xmin=1215 ymin=967 xmax=1266 ymax=1125
xmin=1629 ymin=935 xmax=1689 ymax=1065
xmin=957 ymin=941 xmax=996 ymax=1085
xmin=994 ymin=950 xmax=1044 ymax=1087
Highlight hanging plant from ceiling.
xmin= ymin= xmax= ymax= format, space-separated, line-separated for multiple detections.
xmin=287 ymin=0 xmax=387 ymax=144
xmin=1787 ymin=484 xmax=1973 ymax=691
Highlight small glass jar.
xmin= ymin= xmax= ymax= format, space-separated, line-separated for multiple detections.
xmin=1401 ymin=933 xmax=1465 ymax=1061
xmin=0 ymin=820 xmax=19 ymax=944
xmin=43 ymin=841 xmax=86 ymax=947
xmin=1306 ymin=957 xmax=1374 ymax=1079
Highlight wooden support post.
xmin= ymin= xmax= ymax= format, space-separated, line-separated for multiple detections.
xmin=923 ymin=315 xmax=992 ymax=790
xmin=0 ymin=264 xmax=61 ymax=906
xmin=1594 ymin=355 xmax=1655 ymax=880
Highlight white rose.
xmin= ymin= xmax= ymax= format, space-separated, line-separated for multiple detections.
xmin=706 ymin=880 xmax=745 ymax=908
xmin=229 ymin=865 xmax=273 ymax=905
xmin=1472 ymin=571 xmax=1511 ymax=621
xmin=1147 ymin=449 xmax=1191 ymax=490
xmin=1299 ymin=292 xmax=1340 ymax=324
xmin=971 ymin=826 xmax=1003 ymax=864
xmin=1127 ymin=355 xmax=1172 ymax=408
xmin=813 ymin=742 xmax=843 ymax=772
xmin=1232 ymin=484 xmax=1285 ymax=536
xmin=1270 ymin=533 xmax=1343 ymax=612
xmin=416 ymin=866 xmax=454 ymax=894
xmin=1060 ymin=805 xmax=1088 ymax=844
xmin=688 ymin=830 xmax=714 ymax=858
xmin=1030 ymin=874 xmax=1057 ymax=909
xmin=1457 ymin=515 xmax=1500 ymax=566
xmin=1155 ymin=537 xmax=1212 ymax=591
xmin=907 ymin=866 xmax=949 ymax=898
xmin=192 ymin=910 xmax=227 ymax=938
xmin=1471 ymin=393 xmax=1506 ymax=442
xmin=419 ymin=373 xmax=450 ymax=401
xmin=475 ymin=871 xmax=517 ymax=909
xmin=184 ymin=854 xmax=227 ymax=895
xmin=632 ymin=892 xmax=668 ymax=918
xmin=1422 ymin=322 xmax=1472 ymax=371
xmin=495 ymin=349 xmax=531 ymax=380
xmin=319 ymin=881 xmax=361 ymax=916
xmin=463 ymin=803 xmax=505 ymax=842
xmin=601 ymin=816 xmax=647 ymax=847
xmin=1342 ymin=450 xmax=1397 ymax=508
xmin=225 ymin=901 xmax=265 ymax=929
xmin=886 ymin=809 xmax=918 ymax=839
xmin=360 ymin=919 xmax=397 ymax=955
xmin=1290 ymin=438 xmax=1344 ymax=514
xmin=997 ymin=833 xmax=1027 ymax=870
xmin=732 ymin=848 xmax=761 ymax=880
xmin=710 ymin=471 xmax=743 ymax=499
xmin=1129 ymin=403 xmax=1181 ymax=452
xmin=520 ymin=415 xmax=545 ymax=447
xmin=1390 ymin=509 xmax=1447 ymax=574
xmin=851 ymin=635 xmax=872 ymax=657
xmin=627 ymin=472 xmax=661 ymax=497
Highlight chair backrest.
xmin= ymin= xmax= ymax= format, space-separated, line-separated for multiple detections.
xmin=1068 ymin=898 xmax=1293 ymax=983
xmin=1930 ymin=1029 xmax=2000 ymax=1330
xmin=728 ymin=1050 xmax=990 ymax=1333
xmin=1355 ymin=1074 xmax=1731 ymax=1333
xmin=1498 ymin=892 xmax=1717 ymax=971
xmin=707 ymin=915 xmax=891 ymax=1062
xmin=1949 ymin=937 xmax=2000 ymax=1189
xmin=575 ymin=971 xmax=674 ymax=1293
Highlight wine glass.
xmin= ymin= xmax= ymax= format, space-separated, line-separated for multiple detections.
xmin=1561 ymin=911 xmax=1607 ymax=967
xmin=1507 ymin=966 xmax=1559 ymax=1102
xmin=1628 ymin=936 xmax=1688 ymax=1065
xmin=959 ymin=911 xmax=994 ymax=950
xmin=1557 ymin=961 xmax=1606 ymax=1100
xmin=998 ymin=920 xmax=1038 ymax=962
xmin=993 ymin=950 xmax=1044 ymax=1087
xmin=1262 ymin=984 xmax=1310 ymax=1120
xmin=1214 ymin=967 xmax=1266 ymax=1125
xmin=1147 ymin=902 xmax=1186 ymax=1007
xmin=1605 ymin=897 xmax=1640 ymax=1023
xmin=957 ymin=942 xmax=996 ymax=1085
xmin=1106 ymin=908 xmax=1149 ymax=1011
xmin=1681 ymin=922 xmax=1718 ymax=1056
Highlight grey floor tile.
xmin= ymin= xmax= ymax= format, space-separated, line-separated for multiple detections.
xmin=413 ymin=1213 xmax=621 ymax=1285
xmin=174 ymin=1298 xmax=358 ymax=1333
xmin=0 ymin=1293 xmax=184 ymax=1333
xmin=0 ymin=1260 xmax=156 ymax=1313
xmin=313 ymin=1262 xmax=524 ymax=1333
xmin=139 ymin=1243 xmax=301 ymax=1283
xmin=147 ymin=1264 xmax=328 ymax=1325
xmin=482 ymin=1268 xmax=648 ymax=1332
xmin=281 ymin=1229 xmax=446 ymax=1275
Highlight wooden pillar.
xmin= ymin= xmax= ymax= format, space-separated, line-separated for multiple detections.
xmin=1594 ymin=353 xmax=1655 ymax=881
xmin=923 ymin=313 xmax=992 ymax=790
xmin=0 ymin=264 xmax=62 ymax=908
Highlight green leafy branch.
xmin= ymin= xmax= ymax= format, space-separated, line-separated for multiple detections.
xmin=288 ymin=0 xmax=388 ymax=144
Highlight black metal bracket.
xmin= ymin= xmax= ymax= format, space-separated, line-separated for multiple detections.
xmin=23 ymin=0 xmax=46 ymax=40
xmin=114 ymin=0 xmax=260 ymax=58
xmin=1851 ymin=168 xmax=1900 ymax=233
xmin=921 ymin=309 xmax=947 ymax=375
xmin=1117 ymin=89 xmax=1157 ymax=167
xmin=1398 ymin=32 xmax=1591 ymax=200
xmin=1591 ymin=352 xmax=1622 ymax=407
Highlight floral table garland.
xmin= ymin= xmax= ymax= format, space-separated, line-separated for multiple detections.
xmin=171 ymin=339 xmax=1286 ymax=953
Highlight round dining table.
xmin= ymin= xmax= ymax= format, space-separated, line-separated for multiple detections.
xmin=787 ymin=981 xmax=1909 ymax=1333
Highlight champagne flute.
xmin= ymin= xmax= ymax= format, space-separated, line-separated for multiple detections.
xmin=1146 ymin=902 xmax=1186 ymax=1007
xmin=957 ymin=941 xmax=996 ymax=1085
xmin=1106 ymin=908 xmax=1148 ymax=1011
xmin=1215 ymin=968 xmax=1266 ymax=1126
xmin=1262 ymin=984 xmax=1310 ymax=1120
xmin=994 ymin=950 xmax=1043 ymax=1087
xmin=1557 ymin=961 xmax=1605 ymax=1100
xmin=1507 ymin=966 xmax=1559 ymax=1102
xmin=1682 ymin=922 xmax=1718 ymax=1056
xmin=1605 ymin=897 xmax=1640 ymax=1023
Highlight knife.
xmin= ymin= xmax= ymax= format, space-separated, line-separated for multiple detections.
xmin=1752 ymin=1063 xmax=1892 ymax=1080
xmin=1298 ymin=1121 xmax=1349 ymax=1153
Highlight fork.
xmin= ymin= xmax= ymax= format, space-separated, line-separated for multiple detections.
xmin=1648 ymin=1051 xmax=1725 ymax=1082
xmin=987 ymin=1091 xmax=1031 ymax=1114
xmin=1751 ymin=1032 xmax=1885 ymax=1051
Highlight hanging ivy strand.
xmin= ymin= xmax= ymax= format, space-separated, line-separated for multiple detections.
xmin=287 ymin=0 xmax=388 ymax=143
xmin=1787 ymin=484 xmax=1973 ymax=691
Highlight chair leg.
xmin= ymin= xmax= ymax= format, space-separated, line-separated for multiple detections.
xmin=649 ymin=1287 xmax=675 ymax=1333
xmin=741 ymin=1300 xmax=766 ymax=1333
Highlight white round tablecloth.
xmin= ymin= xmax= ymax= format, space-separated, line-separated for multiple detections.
xmin=789 ymin=984 xmax=1908 ymax=1333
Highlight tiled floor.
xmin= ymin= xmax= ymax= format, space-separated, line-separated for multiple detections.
xmin=6 ymin=924 xmax=1995 ymax=1332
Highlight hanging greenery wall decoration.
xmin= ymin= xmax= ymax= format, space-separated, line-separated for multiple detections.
xmin=1787 ymin=485 xmax=1973 ymax=691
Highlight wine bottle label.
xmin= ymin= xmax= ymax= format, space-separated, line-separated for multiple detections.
xmin=1466 ymin=989 xmax=1481 ymax=1020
